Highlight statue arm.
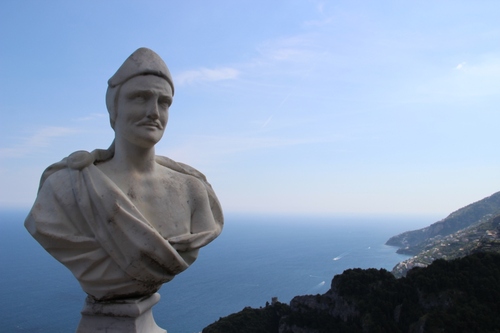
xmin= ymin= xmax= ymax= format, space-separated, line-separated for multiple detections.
xmin=25 ymin=170 xmax=103 ymax=270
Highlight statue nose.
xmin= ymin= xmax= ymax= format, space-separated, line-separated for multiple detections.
xmin=147 ymin=103 xmax=160 ymax=119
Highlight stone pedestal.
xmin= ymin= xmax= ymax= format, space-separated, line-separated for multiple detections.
xmin=76 ymin=293 xmax=166 ymax=333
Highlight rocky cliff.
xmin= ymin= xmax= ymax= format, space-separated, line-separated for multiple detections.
xmin=203 ymin=193 xmax=500 ymax=332
xmin=391 ymin=214 xmax=500 ymax=277
xmin=385 ymin=191 xmax=500 ymax=255
xmin=203 ymin=253 xmax=500 ymax=333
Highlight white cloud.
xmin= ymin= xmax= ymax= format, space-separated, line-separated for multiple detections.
xmin=176 ymin=32 xmax=329 ymax=93
xmin=175 ymin=67 xmax=239 ymax=85
xmin=26 ymin=127 xmax=75 ymax=148
xmin=0 ymin=126 xmax=77 ymax=158
xmin=162 ymin=133 xmax=335 ymax=167
xmin=415 ymin=55 xmax=500 ymax=100
xmin=256 ymin=35 xmax=322 ymax=63
xmin=73 ymin=113 xmax=107 ymax=122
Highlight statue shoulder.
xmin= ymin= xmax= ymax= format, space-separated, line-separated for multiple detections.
xmin=36 ymin=162 xmax=75 ymax=207
xmin=155 ymin=155 xmax=207 ymax=182
xmin=155 ymin=154 xmax=224 ymax=234
xmin=39 ymin=150 xmax=98 ymax=192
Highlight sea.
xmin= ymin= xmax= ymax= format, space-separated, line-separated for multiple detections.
xmin=0 ymin=209 xmax=433 ymax=333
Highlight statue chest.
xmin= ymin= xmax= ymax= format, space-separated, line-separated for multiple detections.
xmin=124 ymin=179 xmax=192 ymax=239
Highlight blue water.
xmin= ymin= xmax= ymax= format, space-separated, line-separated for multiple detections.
xmin=0 ymin=210 xmax=430 ymax=333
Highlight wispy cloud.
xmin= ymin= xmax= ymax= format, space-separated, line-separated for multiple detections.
xmin=221 ymin=135 xmax=320 ymax=152
xmin=164 ymin=133 xmax=336 ymax=166
xmin=262 ymin=92 xmax=291 ymax=128
xmin=256 ymin=35 xmax=322 ymax=63
xmin=418 ymin=55 xmax=500 ymax=99
xmin=0 ymin=126 xmax=77 ymax=158
xmin=175 ymin=67 xmax=239 ymax=85
xmin=176 ymin=33 xmax=325 ymax=89
xmin=315 ymin=0 xmax=326 ymax=14
xmin=73 ymin=113 xmax=107 ymax=122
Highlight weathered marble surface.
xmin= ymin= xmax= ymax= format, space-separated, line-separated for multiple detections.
xmin=77 ymin=293 xmax=165 ymax=333
xmin=25 ymin=47 xmax=223 ymax=332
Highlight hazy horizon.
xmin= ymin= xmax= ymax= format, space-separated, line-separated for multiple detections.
xmin=0 ymin=208 xmax=444 ymax=231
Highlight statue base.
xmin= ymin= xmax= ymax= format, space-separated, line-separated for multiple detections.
xmin=76 ymin=293 xmax=166 ymax=333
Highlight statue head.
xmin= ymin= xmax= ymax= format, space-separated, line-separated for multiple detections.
xmin=105 ymin=48 xmax=175 ymax=130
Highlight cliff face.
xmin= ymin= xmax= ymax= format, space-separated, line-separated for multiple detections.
xmin=385 ymin=191 xmax=500 ymax=254
xmin=279 ymin=268 xmax=395 ymax=333
xmin=203 ymin=194 xmax=500 ymax=332
xmin=392 ymin=214 xmax=500 ymax=277
xmin=203 ymin=253 xmax=500 ymax=333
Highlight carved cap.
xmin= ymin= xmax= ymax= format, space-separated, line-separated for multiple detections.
xmin=107 ymin=47 xmax=174 ymax=94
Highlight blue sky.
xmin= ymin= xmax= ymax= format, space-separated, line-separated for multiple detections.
xmin=1 ymin=1 xmax=500 ymax=217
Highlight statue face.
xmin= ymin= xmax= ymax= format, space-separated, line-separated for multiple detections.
xmin=114 ymin=75 xmax=173 ymax=148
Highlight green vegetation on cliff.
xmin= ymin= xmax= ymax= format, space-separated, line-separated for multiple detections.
xmin=385 ymin=191 xmax=500 ymax=255
xmin=205 ymin=194 xmax=500 ymax=332
xmin=202 ymin=302 xmax=290 ymax=333
xmin=203 ymin=253 xmax=500 ymax=333
xmin=392 ymin=214 xmax=500 ymax=277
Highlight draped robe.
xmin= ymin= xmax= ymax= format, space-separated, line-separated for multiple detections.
xmin=25 ymin=149 xmax=223 ymax=301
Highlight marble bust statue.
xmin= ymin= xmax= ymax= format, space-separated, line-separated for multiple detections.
xmin=25 ymin=48 xmax=223 ymax=306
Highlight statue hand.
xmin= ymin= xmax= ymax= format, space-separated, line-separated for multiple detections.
xmin=168 ymin=230 xmax=219 ymax=252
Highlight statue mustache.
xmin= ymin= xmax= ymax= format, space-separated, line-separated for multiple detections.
xmin=137 ymin=120 xmax=163 ymax=129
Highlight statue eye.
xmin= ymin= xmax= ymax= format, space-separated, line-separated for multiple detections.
xmin=158 ymin=97 xmax=171 ymax=108
xmin=127 ymin=91 xmax=151 ymax=103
